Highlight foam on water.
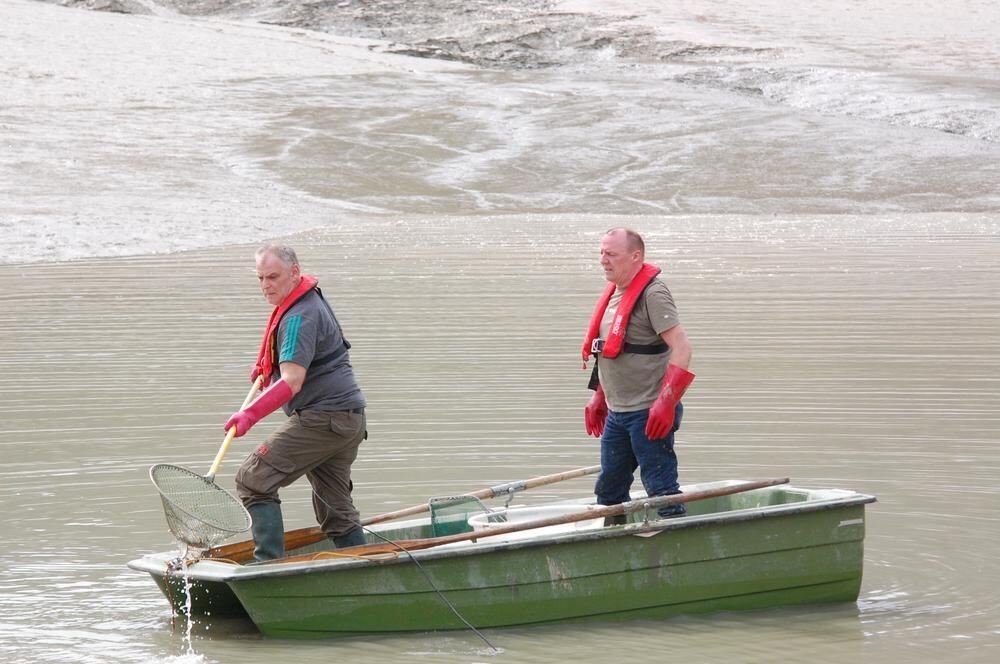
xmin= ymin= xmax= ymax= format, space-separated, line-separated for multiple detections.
xmin=159 ymin=654 xmax=210 ymax=664
xmin=56 ymin=0 xmax=1000 ymax=143
xmin=6 ymin=0 xmax=1000 ymax=265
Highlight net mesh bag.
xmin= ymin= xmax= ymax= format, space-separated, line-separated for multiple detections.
xmin=429 ymin=495 xmax=503 ymax=537
xmin=149 ymin=463 xmax=251 ymax=550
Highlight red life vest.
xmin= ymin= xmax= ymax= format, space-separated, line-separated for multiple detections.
xmin=581 ymin=263 xmax=661 ymax=365
xmin=253 ymin=275 xmax=319 ymax=386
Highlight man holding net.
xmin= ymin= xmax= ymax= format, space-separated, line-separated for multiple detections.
xmin=224 ymin=244 xmax=368 ymax=561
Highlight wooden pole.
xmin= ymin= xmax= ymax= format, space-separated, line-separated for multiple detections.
xmin=206 ymin=377 xmax=262 ymax=481
xmin=206 ymin=464 xmax=602 ymax=561
xmin=275 ymin=477 xmax=791 ymax=562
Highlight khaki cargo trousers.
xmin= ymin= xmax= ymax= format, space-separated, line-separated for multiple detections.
xmin=235 ymin=408 xmax=366 ymax=538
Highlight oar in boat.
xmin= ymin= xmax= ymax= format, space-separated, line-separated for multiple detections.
xmin=297 ymin=477 xmax=790 ymax=560
xmin=205 ymin=464 xmax=602 ymax=560
xmin=363 ymin=464 xmax=603 ymax=527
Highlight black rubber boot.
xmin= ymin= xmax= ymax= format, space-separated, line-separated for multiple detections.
xmin=332 ymin=526 xmax=366 ymax=549
xmin=656 ymin=491 xmax=687 ymax=518
xmin=247 ymin=502 xmax=285 ymax=562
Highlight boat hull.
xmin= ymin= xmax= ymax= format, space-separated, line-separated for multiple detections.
xmin=151 ymin=572 xmax=249 ymax=619
xmin=230 ymin=499 xmax=869 ymax=638
xmin=129 ymin=483 xmax=875 ymax=638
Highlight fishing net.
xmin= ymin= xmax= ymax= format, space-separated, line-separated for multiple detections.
xmin=429 ymin=495 xmax=504 ymax=537
xmin=150 ymin=463 xmax=251 ymax=550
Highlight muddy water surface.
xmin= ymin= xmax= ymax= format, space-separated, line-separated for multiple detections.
xmin=3 ymin=0 xmax=1000 ymax=661
xmin=2 ymin=216 xmax=998 ymax=663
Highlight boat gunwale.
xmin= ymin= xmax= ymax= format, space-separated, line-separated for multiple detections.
xmin=128 ymin=490 xmax=875 ymax=582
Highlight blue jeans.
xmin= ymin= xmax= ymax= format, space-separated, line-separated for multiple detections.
xmin=595 ymin=403 xmax=685 ymax=517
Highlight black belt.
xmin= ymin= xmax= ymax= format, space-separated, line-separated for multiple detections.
xmin=295 ymin=407 xmax=364 ymax=415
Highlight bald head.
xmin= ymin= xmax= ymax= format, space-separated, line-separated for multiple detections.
xmin=606 ymin=227 xmax=645 ymax=257
xmin=600 ymin=228 xmax=646 ymax=288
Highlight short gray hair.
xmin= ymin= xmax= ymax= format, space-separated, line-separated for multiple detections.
xmin=256 ymin=243 xmax=299 ymax=268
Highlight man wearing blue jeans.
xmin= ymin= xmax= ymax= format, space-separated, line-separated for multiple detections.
xmin=581 ymin=228 xmax=694 ymax=520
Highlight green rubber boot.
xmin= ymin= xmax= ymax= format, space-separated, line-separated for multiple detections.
xmin=248 ymin=502 xmax=285 ymax=562
xmin=332 ymin=527 xmax=366 ymax=549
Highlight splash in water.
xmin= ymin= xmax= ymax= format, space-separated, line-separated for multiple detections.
xmin=164 ymin=545 xmax=208 ymax=661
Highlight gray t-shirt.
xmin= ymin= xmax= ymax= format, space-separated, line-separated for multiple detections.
xmin=273 ymin=289 xmax=366 ymax=414
xmin=597 ymin=278 xmax=680 ymax=412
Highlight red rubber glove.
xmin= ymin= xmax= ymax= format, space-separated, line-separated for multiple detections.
xmin=645 ymin=365 xmax=695 ymax=440
xmin=584 ymin=384 xmax=609 ymax=438
xmin=250 ymin=365 xmax=262 ymax=383
xmin=225 ymin=379 xmax=293 ymax=437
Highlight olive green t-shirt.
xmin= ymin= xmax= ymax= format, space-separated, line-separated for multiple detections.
xmin=597 ymin=278 xmax=681 ymax=412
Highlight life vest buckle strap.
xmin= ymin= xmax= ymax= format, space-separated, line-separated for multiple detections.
xmin=622 ymin=341 xmax=669 ymax=355
xmin=591 ymin=337 xmax=667 ymax=356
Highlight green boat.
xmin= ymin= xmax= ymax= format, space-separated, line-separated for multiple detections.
xmin=128 ymin=478 xmax=875 ymax=639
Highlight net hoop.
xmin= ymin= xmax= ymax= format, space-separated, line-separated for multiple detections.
xmin=149 ymin=463 xmax=251 ymax=549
